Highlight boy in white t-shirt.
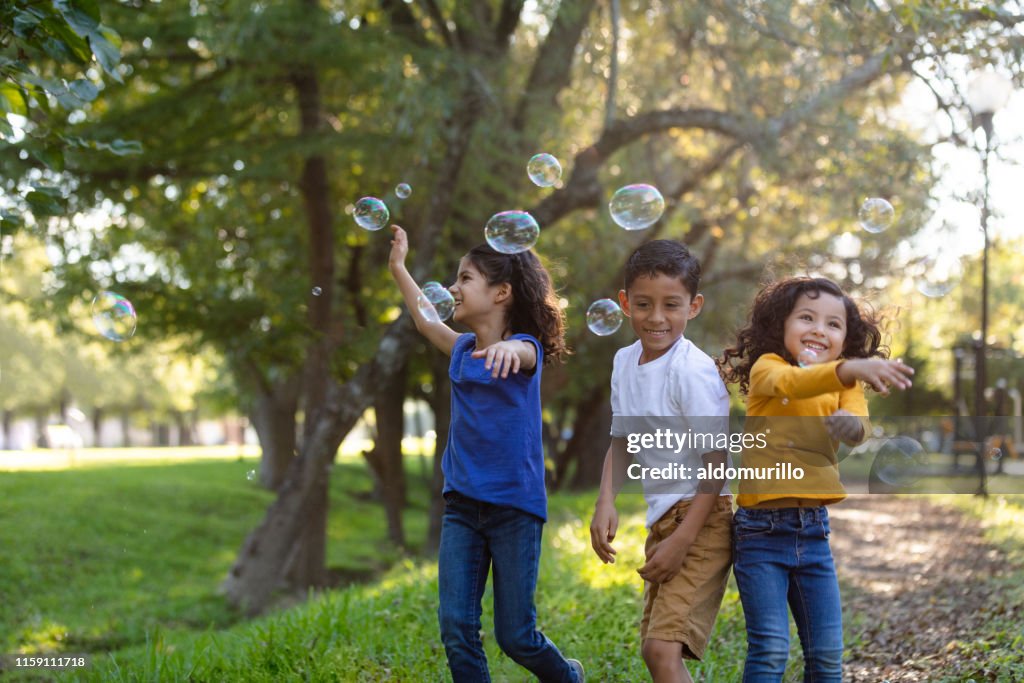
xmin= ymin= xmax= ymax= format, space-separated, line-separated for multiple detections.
xmin=589 ymin=240 xmax=733 ymax=683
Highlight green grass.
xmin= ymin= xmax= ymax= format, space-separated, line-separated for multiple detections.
xmin=925 ymin=494 xmax=1024 ymax=683
xmin=2 ymin=456 xmax=1020 ymax=681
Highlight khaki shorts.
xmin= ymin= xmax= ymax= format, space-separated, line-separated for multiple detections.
xmin=640 ymin=495 xmax=733 ymax=660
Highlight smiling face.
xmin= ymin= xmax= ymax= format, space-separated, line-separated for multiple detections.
xmin=783 ymin=291 xmax=848 ymax=364
xmin=618 ymin=273 xmax=703 ymax=364
xmin=448 ymin=257 xmax=506 ymax=325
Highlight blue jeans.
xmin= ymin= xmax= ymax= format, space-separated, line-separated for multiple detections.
xmin=437 ymin=491 xmax=579 ymax=683
xmin=733 ymin=506 xmax=843 ymax=683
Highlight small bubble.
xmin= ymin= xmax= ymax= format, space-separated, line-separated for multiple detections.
xmin=353 ymin=196 xmax=389 ymax=231
xmin=416 ymin=281 xmax=455 ymax=322
xmin=527 ymin=153 xmax=562 ymax=188
xmin=797 ymin=348 xmax=819 ymax=368
xmin=246 ymin=469 xmax=256 ymax=482
xmin=781 ymin=398 xmax=789 ymax=405
xmin=312 ymin=287 xmax=322 ymax=296
xmin=858 ymin=197 xmax=895 ymax=233
xmin=586 ymin=299 xmax=623 ymax=336
xmin=395 ymin=183 xmax=412 ymax=199
xmin=91 ymin=291 xmax=138 ymax=342
xmin=915 ymin=249 xmax=963 ymax=298
xmin=609 ymin=184 xmax=665 ymax=230
xmin=484 ymin=211 xmax=539 ymax=254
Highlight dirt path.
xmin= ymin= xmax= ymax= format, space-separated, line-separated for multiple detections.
xmin=828 ymin=495 xmax=1022 ymax=682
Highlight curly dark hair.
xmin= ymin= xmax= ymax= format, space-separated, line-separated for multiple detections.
xmin=464 ymin=245 xmax=568 ymax=365
xmin=717 ymin=277 xmax=888 ymax=394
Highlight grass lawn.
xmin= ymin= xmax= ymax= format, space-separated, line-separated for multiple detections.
xmin=1 ymin=452 xmax=1020 ymax=681
xmin=924 ymin=493 xmax=1024 ymax=681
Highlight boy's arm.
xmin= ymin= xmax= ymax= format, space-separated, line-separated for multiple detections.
xmin=388 ymin=225 xmax=460 ymax=356
xmin=590 ymin=436 xmax=631 ymax=564
xmin=636 ymin=449 xmax=728 ymax=584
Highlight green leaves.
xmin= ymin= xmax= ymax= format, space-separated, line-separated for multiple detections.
xmin=2 ymin=0 xmax=124 ymax=118
xmin=24 ymin=185 xmax=65 ymax=217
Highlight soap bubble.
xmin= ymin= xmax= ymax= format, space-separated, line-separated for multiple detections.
xmin=858 ymin=197 xmax=895 ymax=233
xmin=797 ymin=348 xmax=819 ymax=367
xmin=914 ymin=250 xmax=962 ymax=298
xmin=246 ymin=470 xmax=256 ymax=482
xmin=870 ymin=436 xmax=926 ymax=489
xmin=527 ymin=153 xmax=562 ymax=188
xmin=609 ymin=184 xmax=665 ymax=230
xmin=395 ymin=183 xmax=412 ymax=199
xmin=353 ymin=197 xmax=389 ymax=231
xmin=91 ymin=291 xmax=137 ymax=342
xmin=586 ymin=299 xmax=624 ymax=336
xmin=417 ymin=281 xmax=455 ymax=322
xmin=312 ymin=287 xmax=322 ymax=296
xmin=484 ymin=211 xmax=539 ymax=254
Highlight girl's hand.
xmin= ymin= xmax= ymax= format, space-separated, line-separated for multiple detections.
xmin=839 ymin=358 xmax=914 ymax=396
xmin=471 ymin=341 xmax=523 ymax=378
xmin=825 ymin=409 xmax=864 ymax=443
xmin=388 ymin=225 xmax=409 ymax=271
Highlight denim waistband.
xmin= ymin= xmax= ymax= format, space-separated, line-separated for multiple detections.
xmin=737 ymin=505 xmax=828 ymax=524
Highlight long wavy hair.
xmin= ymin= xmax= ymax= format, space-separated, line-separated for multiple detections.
xmin=717 ymin=277 xmax=887 ymax=394
xmin=464 ymin=245 xmax=568 ymax=365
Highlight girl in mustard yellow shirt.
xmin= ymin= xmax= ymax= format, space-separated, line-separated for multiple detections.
xmin=718 ymin=277 xmax=913 ymax=683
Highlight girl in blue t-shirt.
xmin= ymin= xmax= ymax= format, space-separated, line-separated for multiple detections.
xmin=388 ymin=226 xmax=583 ymax=683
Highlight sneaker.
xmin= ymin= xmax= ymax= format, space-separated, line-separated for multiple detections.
xmin=567 ymin=658 xmax=585 ymax=682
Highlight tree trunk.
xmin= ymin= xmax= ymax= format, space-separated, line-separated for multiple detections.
xmin=174 ymin=410 xmax=195 ymax=447
xmin=121 ymin=411 xmax=132 ymax=447
xmin=557 ymin=387 xmax=610 ymax=489
xmin=248 ymin=377 xmax=300 ymax=491
xmin=224 ymin=8 xmax=502 ymax=610
xmin=1 ymin=410 xmax=11 ymax=450
xmin=35 ymin=411 xmax=48 ymax=448
xmin=364 ymin=361 xmax=409 ymax=548
xmin=567 ymin=389 xmax=612 ymax=490
xmin=92 ymin=407 xmax=103 ymax=447
xmin=425 ymin=352 xmax=451 ymax=554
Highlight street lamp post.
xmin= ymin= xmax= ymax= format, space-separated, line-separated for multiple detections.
xmin=966 ymin=70 xmax=1013 ymax=495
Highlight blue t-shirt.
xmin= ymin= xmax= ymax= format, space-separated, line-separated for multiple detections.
xmin=442 ymin=333 xmax=548 ymax=521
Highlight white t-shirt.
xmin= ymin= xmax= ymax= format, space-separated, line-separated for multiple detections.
xmin=610 ymin=337 xmax=731 ymax=527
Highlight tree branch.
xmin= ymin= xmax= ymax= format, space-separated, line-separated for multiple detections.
xmin=416 ymin=0 xmax=455 ymax=48
xmin=511 ymin=0 xmax=596 ymax=131
xmin=605 ymin=0 xmax=620 ymax=130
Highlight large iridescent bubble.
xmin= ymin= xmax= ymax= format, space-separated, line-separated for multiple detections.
xmin=915 ymin=249 xmax=962 ymax=298
xmin=417 ymin=281 xmax=455 ymax=323
xmin=858 ymin=197 xmax=895 ymax=234
xmin=484 ymin=211 xmax=540 ymax=254
xmin=91 ymin=291 xmax=137 ymax=342
xmin=527 ymin=153 xmax=562 ymax=188
xmin=353 ymin=197 xmax=389 ymax=231
xmin=870 ymin=436 xmax=926 ymax=489
xmin=609 ymin=184 xmax=665 ymax=230
xmin=586 ymin=299 xmax=624 ymax=336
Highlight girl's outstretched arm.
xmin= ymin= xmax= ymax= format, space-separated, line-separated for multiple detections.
xmin=470 ymin=340 xmax=537 ymax=378
xmin=388 ymin=225 xmax=459 ymax=356
xmin=837 ymin=358 xmax=914 ymax=396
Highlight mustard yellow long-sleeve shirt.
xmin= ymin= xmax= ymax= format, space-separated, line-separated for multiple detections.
xmin=736 ymin=353 xmax=871 ymax=508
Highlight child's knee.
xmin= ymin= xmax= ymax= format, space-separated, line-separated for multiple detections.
xmin=805 ymin=646 xmax=843 ymax=676
xmin=641 ymin=639 xmax=682 ymax=671
xmin=437 ymin=605 xmax=476 ymax=644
